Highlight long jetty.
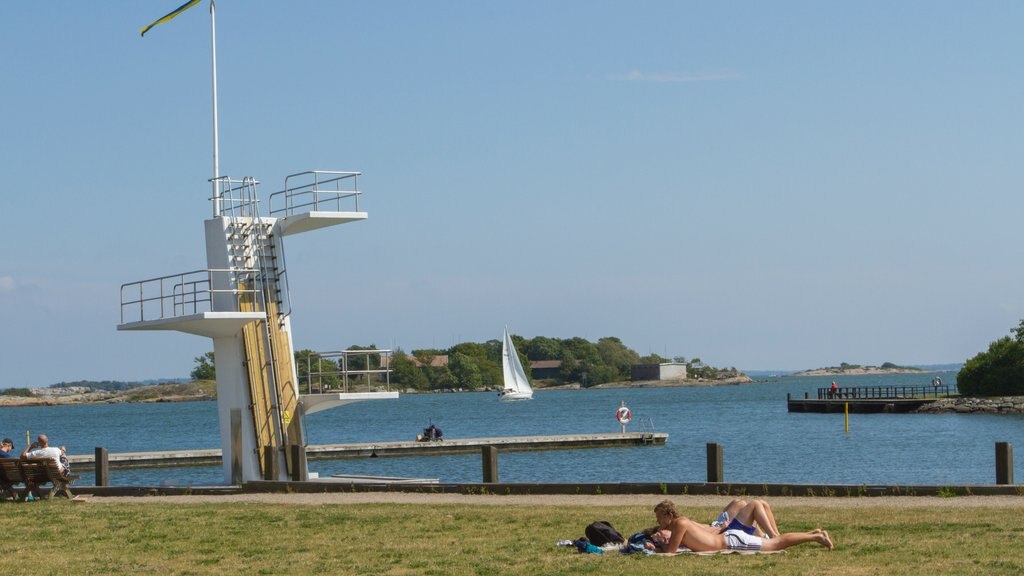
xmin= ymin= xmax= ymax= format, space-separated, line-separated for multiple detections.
xmin=787 ymin=384 xmax=954 ymax=413
xmin=66 ymin=432 xmax=668 ymax=469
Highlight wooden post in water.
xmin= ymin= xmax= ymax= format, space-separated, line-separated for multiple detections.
xmin=707 ymin=443 xmax=724 ymax=483
xmin=996 ymin=442 xmax=1014 ymax=485
xmin=94 ymin=447 xmax=109 ymax=487
xmin=482 ymin=446 xmax=499 ymax=483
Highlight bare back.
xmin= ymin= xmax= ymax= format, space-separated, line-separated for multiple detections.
xmin=664 ymin=517 xmax=728 ymax=553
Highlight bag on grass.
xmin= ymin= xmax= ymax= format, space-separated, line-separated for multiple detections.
xmin=585 ymin=521 xmax=624 ymax=546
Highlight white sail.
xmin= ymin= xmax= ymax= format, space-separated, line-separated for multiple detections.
xmin=499 ymin=326 xmax=533 ymax=401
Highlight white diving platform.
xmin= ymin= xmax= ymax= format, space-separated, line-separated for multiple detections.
xmin=118 ymin=170 xmax=393 ymax=484
xmin=276 ymin=211 xmax=368 ymax=236
xmin=301 ymin=391 xmax=399 ymax=415
xmin=117 ymin=311 xmax=264 ymax=338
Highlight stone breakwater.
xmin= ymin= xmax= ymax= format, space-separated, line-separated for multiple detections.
xmin=916 ymin=396 xmax=1024 ymax=414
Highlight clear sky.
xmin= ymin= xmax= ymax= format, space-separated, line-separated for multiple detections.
xmin=2 ymin=1 xmax=1022 ymax=386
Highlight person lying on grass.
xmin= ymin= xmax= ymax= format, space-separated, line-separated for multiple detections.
xmin=643 ymin=497 xmax=781 ymax=548
xmin=645 ymin=499 xmax=833 ymax=553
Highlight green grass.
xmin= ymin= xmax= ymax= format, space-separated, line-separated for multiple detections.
xmin=1 ymin=500 xmax=1022 ymax=575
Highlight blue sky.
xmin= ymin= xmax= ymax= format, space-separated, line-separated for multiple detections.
xmin=2 ymin=1 xmax=1022 ymax=386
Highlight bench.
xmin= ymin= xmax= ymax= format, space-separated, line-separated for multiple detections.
xmin=0 ymin=458 xmax=80 ymax=500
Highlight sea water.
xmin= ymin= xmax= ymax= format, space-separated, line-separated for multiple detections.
xmin=2 ymin=371 xmax=1021 ymax=486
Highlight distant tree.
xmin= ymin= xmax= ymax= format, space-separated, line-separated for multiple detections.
xmin=958 ymin=334 xmax=1024 ymax=396
xmin=426 ymin=365 xmax=453 ymax=390
xmin=595 ymin=337 xmax=640 ymax=379
xmin=639 ymin=354 xmax=670 ymax=364
xmin=191 ymin=351 xmax=216 ymax=381
xmin=0 ymin=388 xmax=34 ymax=397
xmin=389 ymin=354 xmax=430 ymax=390
xmin=523 ymin=336 xmax=562 ymax=360
xmin=449 ymin=352 xmax=483 ymax=389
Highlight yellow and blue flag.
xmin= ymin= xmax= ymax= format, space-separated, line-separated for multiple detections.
xmin=140 ymin=0 xmax=203 ymax=37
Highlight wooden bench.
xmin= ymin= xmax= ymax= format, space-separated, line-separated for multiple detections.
xmin=0 ymin=458 xmax=79 ymax=500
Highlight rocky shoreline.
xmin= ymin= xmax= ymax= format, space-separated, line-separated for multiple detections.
xmin=915 ymin=396 xmax=1024 ymax=415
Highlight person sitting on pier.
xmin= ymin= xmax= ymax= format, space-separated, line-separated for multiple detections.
xmin=0 ymin=438 xmax=15 ymax=458
xmin=646 ymin=499 xmax=833 ymax=554
xmin=419 ymin=423 xmax=443 ymax=442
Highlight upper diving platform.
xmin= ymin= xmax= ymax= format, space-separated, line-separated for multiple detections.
xmin=118 ymin=169 xmax=367 ymax=335
xmin=268 ymin=171 xmax=367 ymax=236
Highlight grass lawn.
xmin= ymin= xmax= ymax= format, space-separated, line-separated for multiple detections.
xmin=2 ymin=499 xmax=1022 ymax=575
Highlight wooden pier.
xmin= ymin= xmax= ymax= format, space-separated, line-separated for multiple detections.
xmin=67 ymin=432 xmax=668 ymax=469
xmin=787 ymin=384 xmax=954 ymax=413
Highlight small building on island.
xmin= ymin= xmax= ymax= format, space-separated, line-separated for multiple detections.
xmin=529 ymin=360 xmax=562 ymax=380
xmin=631 ymin=362 xmax=687 ymax=382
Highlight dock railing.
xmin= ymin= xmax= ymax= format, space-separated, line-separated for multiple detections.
xmin=269 ymin=170 xmax=361 ymax=217
xmin=816 ymin=384 xmax=953 ymax=400
xmin=119 ymin=269 xmax=260 ymax=324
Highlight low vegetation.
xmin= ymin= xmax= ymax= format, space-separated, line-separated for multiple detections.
xmin=0 ymin=500 xmax=1021 ymax=575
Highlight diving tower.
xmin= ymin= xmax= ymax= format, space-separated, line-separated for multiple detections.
xmin=119 ymin=171 xmax=398 ymax=484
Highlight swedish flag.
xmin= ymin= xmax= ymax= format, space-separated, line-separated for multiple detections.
xmin=140 ymin=0 xmax=203 ymax=37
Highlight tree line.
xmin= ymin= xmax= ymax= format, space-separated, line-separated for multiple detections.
xmin=190 ymin=336 xmax=741 ymax=391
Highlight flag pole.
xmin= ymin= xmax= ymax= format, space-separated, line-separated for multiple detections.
xmin=210 ymin=0 xmax=221 ymax=216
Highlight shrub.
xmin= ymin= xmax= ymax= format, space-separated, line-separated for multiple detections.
xmin=957 ymin=336 xmax=1024 ymax=396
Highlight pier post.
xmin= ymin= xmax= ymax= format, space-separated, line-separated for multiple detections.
xmin=482 ymin=446 xmax=499 ymax=483
xmin=996 ymin=442 xmax=1014 ymax=485
xmin=263 ymin=446 xmax=278 ymax=481
xmin=707 ymin=443 xmax=724 ymax=483
xmin=94 ymin=447 xmax=109 ymax=487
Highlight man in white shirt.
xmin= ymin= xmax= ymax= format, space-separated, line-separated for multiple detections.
xmin=22 ymin=434 xmax=65 ymax=472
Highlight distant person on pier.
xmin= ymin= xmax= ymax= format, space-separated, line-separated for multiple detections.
xmin=0 ymin=438 xmax=15 ymax=458
xmin=830 ymin=381 xmax=839 ymax=398
xmin=645 ymin=499 xmax=833 ymax=553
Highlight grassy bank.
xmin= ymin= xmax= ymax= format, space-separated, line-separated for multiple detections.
xmin=2 ymin=500 xmax=1021 ymax=575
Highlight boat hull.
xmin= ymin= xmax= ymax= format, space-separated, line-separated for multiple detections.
xmin=498 ymin=391 xmax=533 ymax=401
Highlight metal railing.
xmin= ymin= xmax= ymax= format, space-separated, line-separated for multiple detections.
xmin=269 ymin=170 xmax=362 ymax=216
xmin=119 ymin=268 xmax=261 ymax=324
xmin=300 ymin=349 xmax=392 ymax=395
xmin=816 ymin=385 xmax=953 ymax=400
xmin=211 ymin=176 xmax=261 ymax=218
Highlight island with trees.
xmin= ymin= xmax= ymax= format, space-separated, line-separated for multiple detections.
xmin=0 ymin=335 xmax=747 ymax=405
xmin=789 ymin=362 xmax=926 ymax=377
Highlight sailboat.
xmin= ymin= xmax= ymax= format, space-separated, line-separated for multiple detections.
xmin=498 ymin=326 xmax=534 ymax=401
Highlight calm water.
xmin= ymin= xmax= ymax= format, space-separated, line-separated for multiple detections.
xmin=3 ymin=371 xmax=1022 ymax=486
